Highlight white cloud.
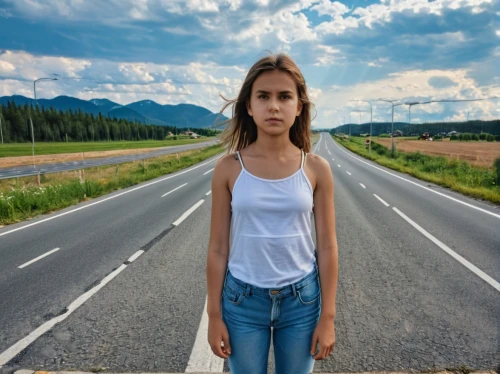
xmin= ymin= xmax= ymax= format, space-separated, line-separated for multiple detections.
xmin=311 ymin=0 xmax=349 ymax=18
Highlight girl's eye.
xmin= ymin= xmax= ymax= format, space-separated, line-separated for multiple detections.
xmin=258 ymin=94 xmax=267 ymax=99
xmin=281 ymin=95 xmax=291 ymax=99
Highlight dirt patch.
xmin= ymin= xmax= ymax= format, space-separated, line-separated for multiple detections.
xmin=0 ymin=147 xmax=175 ymax=169
xmin=374 ymin=138 xmax=500 ymax=167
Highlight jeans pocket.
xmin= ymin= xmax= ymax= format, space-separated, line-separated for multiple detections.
xmin=222 ymin=284 xmax=245 ymax=306
xmin=297 ymin=278 xmax=320 ymax=305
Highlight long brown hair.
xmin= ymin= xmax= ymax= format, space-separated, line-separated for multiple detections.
xmin=216 ymin=53 xmax=314 ymax=153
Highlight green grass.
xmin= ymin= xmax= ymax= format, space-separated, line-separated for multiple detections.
xmin=0 ymin=137 xmax=215 ymax=157
xmin=333 ymin=135 xmax=500 ymax=204
xmin=0 ymin=144 xmax=224 ymax=225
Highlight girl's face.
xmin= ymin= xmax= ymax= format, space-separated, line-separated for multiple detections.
xmin=247 ymin=70 xmax=302 ymax=137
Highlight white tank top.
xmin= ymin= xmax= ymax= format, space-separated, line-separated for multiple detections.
xmin=228 ymin=149 xmax=316 ymax=288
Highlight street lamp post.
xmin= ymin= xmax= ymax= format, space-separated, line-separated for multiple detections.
xmin=349 ymin=100 xmax=373 ymax=155
xmin=32 ymin=76 xmax=59 ymax=167
xmin=378 ymin=99 xmax=404 ymax=157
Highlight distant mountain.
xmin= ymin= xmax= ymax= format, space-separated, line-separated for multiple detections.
xmin=0 ymin=95 xmax=228 ymax=128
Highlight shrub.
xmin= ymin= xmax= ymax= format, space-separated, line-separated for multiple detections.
xmin=434 ymin=135 xmax=442 ymax=140
xmin=495 ymin=135 xmax=500 ymax=141
xmin=495 ymin=158 xmax=500 ymax=186
xmin=487 ymin=134 xmax=495 ymax=142
xmin=479 ymin=133 xmax=487 ymax=140
xmin=458 ymin=133 xmax=463 ymax=141
xmin=462 ymin=133 xmax=471 ymax=141
xmin=471 ymin=133 xmax=479 ymax=141
xmin=450 ymin=134 xmax=458 ymax=141
xmin=379 ymin=133 xmax=389 ymax=138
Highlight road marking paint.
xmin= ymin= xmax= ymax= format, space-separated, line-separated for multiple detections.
xmin=203 ymin=168 xmax=214 ymax=175
xmin=346 ymin=171 xmax=351 ymax=176
xmin=173 ymin=200 xmax=205 ymax=226
xmin=373 ymin=194 xmax=389 ymax=207
xmin=18 ymin=248 xmax=61 ymax=269
xmin=127 ymin=250 xmax=144 ymax=263
xmin=185 ymin=297 xmax=224 ymax=372
xmin=161 ymin=183 xmax=188 ymax=197
xmin=332 ymin=158 xmax=335 ymax=161
xmin=0 ymin=155 xmax=221 ymax=238
xmin=337 ymin=164 xmax=341 ymax=168
xmin=0 ymin=263 xmax=128 ymax=366
xmin=359 ymin=183 xmax=366 ymax=189
xmin=392 ymin=207 xmax=500 ymax=292
xmin=205 ymin=190 xmax=212 ymax=196
xmin=329 ymin=136 xmax=500 ymax=220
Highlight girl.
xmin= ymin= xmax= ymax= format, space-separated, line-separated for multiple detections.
xmin=206 ymin=53 xmax=338 ymax=374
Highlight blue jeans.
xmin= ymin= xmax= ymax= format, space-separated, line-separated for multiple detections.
xmin=221 ymin=264 xmax=321 ymax=374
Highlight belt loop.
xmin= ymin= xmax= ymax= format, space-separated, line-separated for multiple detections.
xmin=223 ymin=266 xmax=229 ymax=289
xmin=246 ymin=283 xmax=252 ymax=297
xmin=291 ymin=283 xmax=297 ymax=298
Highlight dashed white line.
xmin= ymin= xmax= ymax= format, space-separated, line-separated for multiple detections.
xmin=0 ymin=263 xmax=128 ymax=366
xmin=359 ymin=183 xmax=366 ymax=189
xmin=161 ymin=183 xmax=188 ymax=197
xmin=346 ymin=171 xmax=351 ymax=176
xmin=205 ymin=190 xmax=212 ymax=196
xmin=0 ymin=155 xmax=221 ymax=238
xmin=331 ymin=158 xmax=335 ymax=161
xmin=173 ymin=200 xmax=205 ymax=226
xmin=337 ymin=164 xmax=341 ymax=168
xmin=203 ymin=168 xmax=214 ymax=175
xmin=328 ymin=136 xmax=500 ymax=220
xmin=127 ymin=250 xmax=144 ymax=263
xmin=18 ymin=248 xmax=61 ymax=269
xmin=373 ymin=194 xmax=390 ymax=207
xmin=392 ymin=207 xmax=500 ymax=292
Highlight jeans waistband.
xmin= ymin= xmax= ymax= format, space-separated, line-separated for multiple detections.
xmin=224 ymin=262 xmax=318 ymax=298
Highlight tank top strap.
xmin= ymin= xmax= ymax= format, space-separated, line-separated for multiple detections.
xmin=236 ymin=151 xmax=245 ymax=170
xmin=301 ymin=149 xmax=306 ymax=169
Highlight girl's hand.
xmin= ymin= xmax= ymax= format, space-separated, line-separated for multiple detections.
xmin=208 ymin=316 xmax=232 ymax=359
xmin=310 ymin=316 xmax=335 ymax=360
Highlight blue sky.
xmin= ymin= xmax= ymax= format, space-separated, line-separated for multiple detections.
xmin=0 ymin=0 xmax=498 ymax=128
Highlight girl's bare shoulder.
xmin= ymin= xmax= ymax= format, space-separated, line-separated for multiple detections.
xmin=214 ymin=152 xmax=242 ymax=178
xmin=305 ymin=153 xmax=330 ymax=172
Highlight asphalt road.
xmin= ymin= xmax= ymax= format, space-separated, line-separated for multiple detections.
xmin=0 ymin=139 xmax=217 ymax=179
xmin=0 ymin=133 xmax=498 ymax=373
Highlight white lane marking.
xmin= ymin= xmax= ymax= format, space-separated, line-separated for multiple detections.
xmin=205 ymin=190 xmax=212 ymax=196
xmin=373 ymin=194 xmax=390 ymax=207
xmin=0 ymin=264 xmax=128 ymax=366
xmin=337 ymin=164 xmax=341 ymax=168
xmin=346 ymin=171 xmax=351 ymax=176
xmin=332 ymin=158 xmax=335 ymax=161
xmin=328 ymin=136 xmax=500 ymax=220
xmin=18 ymin=248 xmax=61 ymax=269
xmin=0 ymin=155 xmax=221 ymax=238
xmin=127 ymin=250 xmax=144 ymax=263
xmin=359 ymin=183 xmax=366 ymax=189
xmin=185 ymin=297 xmax=224 ymax=372
xmin=203 ymin=168 xmax=214 ymax=175
xmin=173 ymin=200 xmax=205 ymax=226
xmin=392 ymin=207 xmax=500 ymax=292
xmin=161 ymin=183 xmax=188 ymax=197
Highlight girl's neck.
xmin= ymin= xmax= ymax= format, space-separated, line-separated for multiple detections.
xmin=250 ymin=132 xmax=297 ymax=158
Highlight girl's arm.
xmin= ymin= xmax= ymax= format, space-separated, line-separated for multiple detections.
xmin=311 ymin=155 xmax=339 ymax=320
xmin=206 ymin=155 xmax=233 ymax=319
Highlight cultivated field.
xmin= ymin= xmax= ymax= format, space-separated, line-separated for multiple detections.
xmin=375 ymin=138 xmax=500 ymax=167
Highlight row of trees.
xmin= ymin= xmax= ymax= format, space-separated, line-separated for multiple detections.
xmin=331 ymin=119 xmax=500 ymax=137
xmin=0 ymin=101 xmax=219 ymax=143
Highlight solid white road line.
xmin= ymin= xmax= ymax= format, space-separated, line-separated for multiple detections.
xmin=392 ymin=207 xmax=500 ymax=292
xmin=161 ymin=183 xmax=188 ymax=197
xmin=203 ymin=168 xmax=214 ymax=175
xmin=185 ymin=297 xmax=224 ymax=372
xmin=346 ymin=171 xmax=351 ymax=176
xmin=0 ymin=263 xmax=128 ymax=366
xmin=127 ymin=250 xmax=144 ymax=263
xmin=359 ymin=183 xmax=366 ymax=189
xmin=0 ymin=156 xmax=221 ymax=238
xmin=205 ymin=190 xmax=212 ymax=196
xmin=18 ymin=248 xmax=61 ymax=269
xmin=328 ymin=136 xmax=500 ymax=220
xmin=173 ymin=200 xmax=205 ymax=226
xmin=373 ymin=194 xmax=390 ymax=207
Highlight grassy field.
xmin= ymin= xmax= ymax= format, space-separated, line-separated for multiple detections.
xmin=0 ymin=144 xmax=224 ymax=225
xmin=333 ymin=135 xmax=500 ymax=204
xmin=0 ymin=137 xmax=215 ymax=158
